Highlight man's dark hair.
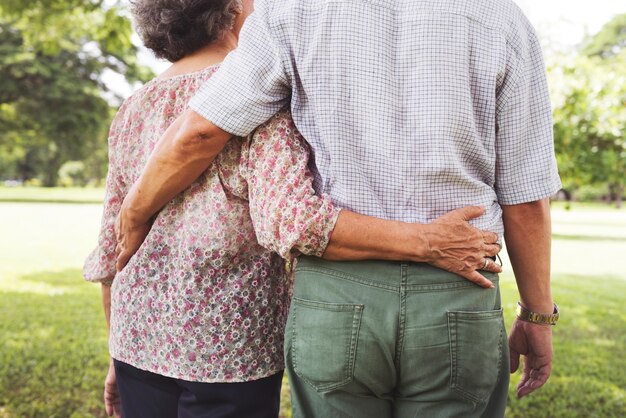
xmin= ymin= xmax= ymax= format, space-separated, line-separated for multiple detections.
xmin=132 ymin=0 xmax=239 ymax=62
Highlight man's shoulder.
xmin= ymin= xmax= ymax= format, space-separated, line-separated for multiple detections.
xmin=262 ymin=0 xmax=535 ymax=33
xmin=261 ymin=0 xmax=538 ymax=57
xmin=459 ymin=0 xmax=537 ymax=51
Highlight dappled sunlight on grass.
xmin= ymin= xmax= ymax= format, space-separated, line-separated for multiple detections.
xmin=0 ymin=197 xmax=624 ymax=417
xmin=501 ymin=272 xmax=626 ymax=417
xmin=0 ymin=270 xmax=109 ymax=418
xmin=4 ymin=269 xmax=96 ymax=296
xmin=505 ymin=376 xmax=626 ymax=418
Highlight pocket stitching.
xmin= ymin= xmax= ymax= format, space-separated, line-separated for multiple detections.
xmin=291 ymin=298 xmax=364 ymax=393
xmin=448 ymin=309 xmax=504 ymax=404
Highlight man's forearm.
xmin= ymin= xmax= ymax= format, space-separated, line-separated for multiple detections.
xmin=322 ymin=211 xmax=429 ymax=262
xmin=123 ymin=109 xmax=232 ymax=224
xmin=502 ymin=198 xmax=553 ymax=314
xmin=323 ymin=207 xmax=503 ymax=288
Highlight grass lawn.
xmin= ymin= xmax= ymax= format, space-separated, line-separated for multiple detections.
xmin=0 ymin=188 xmax=625 ymax=417
xmin=0 ymin=187 xmax=105 ymax=205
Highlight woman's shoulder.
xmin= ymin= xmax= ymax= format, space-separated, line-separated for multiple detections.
xmin=108 ymin=65 xmax=222 ymax=144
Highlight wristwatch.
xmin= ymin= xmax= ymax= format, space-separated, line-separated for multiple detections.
xmin=516 ymin=302 xmax=559 ymax=326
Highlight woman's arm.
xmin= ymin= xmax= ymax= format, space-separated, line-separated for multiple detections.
xmin=83 ymin=108 xmax=125 ymax=417
xmin=101 ymin=284 xmax=112 ymax=329
xmin=84 ymin=105 xmax=128 ymax=285
xmin=101 ymin=285 xmax=122 ymax=418
xmin=243 ymin=111 xmax=502 ymax=288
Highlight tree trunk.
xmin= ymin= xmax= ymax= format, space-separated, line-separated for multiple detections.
xmin=42 ymin=157 xmax=62 ymax=187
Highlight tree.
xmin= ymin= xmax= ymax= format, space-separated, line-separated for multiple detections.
xmin=548 ymin=13 xmax=626 ymax=207
xmin=549 ymin=53 xmax=626 ymax=207
xmin=0 ymin=0 xmax=153 ymax=185
xmin=583 ymin=13 xmax=626 ymax=59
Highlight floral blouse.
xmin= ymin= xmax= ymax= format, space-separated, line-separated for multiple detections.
xmin=83 ymin=65 xmax=340 ymax=383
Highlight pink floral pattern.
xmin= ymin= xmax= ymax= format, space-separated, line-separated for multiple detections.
xmin=83 ymin=65 xmax=339 ymax=382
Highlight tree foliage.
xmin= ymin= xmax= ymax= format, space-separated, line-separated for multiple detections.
xmin=550 ymin=14 xmax=626 ymax=206
xmin=0 ymin=0 xmax=152 ymax=185
xmin=583 ymin=13 xmax=626 ymax=59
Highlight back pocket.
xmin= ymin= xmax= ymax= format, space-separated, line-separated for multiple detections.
xmin=447 ymin=308 xmax=504 ymax=404
xmin=290 ymin=297 xmax=363 ymax=392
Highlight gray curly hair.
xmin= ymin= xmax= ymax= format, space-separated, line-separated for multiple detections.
xmin=131 ymin=0 xmax=240 ymax=62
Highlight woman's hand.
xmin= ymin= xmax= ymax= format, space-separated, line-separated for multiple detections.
xmin=104 ymin=359 xmax=122 ymax=418
xmin=425 ymin=206 xmax=502 ymax=288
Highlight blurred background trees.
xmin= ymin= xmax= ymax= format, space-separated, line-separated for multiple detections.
xmin=0 ymin=0 xmax=152 ymax=186
xmin=0 ymin=2 xmax=623 ymax=206
xmin=550 ymin=13 xmax=626 ymax=207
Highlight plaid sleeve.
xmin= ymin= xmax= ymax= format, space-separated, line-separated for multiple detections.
xmin=494 ymin=29 xmax=562 ymax=205
xmin=189 ymin=0 xmax=290 ymax=137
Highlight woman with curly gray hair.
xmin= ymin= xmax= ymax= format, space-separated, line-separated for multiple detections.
xmin=87 ymin=1 xmax=297 ymax=417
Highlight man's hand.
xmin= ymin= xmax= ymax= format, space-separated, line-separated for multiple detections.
xmin=115 ymin=199 xmax=152 ymax=272
xmin=104 ymin=359 xmax=122 ymax=417
xmin=112 ymin=110 xmax=232 ymax=271
xmin=509 ymin=318 xmax=553 ymax=398
xmin=426 ymin=206 xmax=502 ymax=288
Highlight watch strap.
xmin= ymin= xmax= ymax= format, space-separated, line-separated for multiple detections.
xmin=516 ymin=302 xmax=559 ymax=326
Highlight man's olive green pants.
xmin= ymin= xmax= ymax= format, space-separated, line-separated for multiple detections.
xmin=285 ymin=257 xmax=509 ymax=418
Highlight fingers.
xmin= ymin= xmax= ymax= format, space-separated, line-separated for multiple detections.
xmin=116 ymin=249 xmax=131 ymax=272
xmin=115 ymin=239 xmax=125 ymax=272
xmin=105 ymin=396 xmax=112 ymax=417
xmin=482 ymin=257 xmax=503 ymax=273
xmin=517 ymin=364 xmax=550 ymax=398
xmin=452 ymin=205 xmax=486 ymax=221
xmin=459 ymin=270 xmax=495 ymax=289
xmin=481 ymin=230 xmax=499 ymax=244
xmin=104 ymin=382 xmax=122 ymax=417
xmin=483 ymin=244 xmax=501 ymax=258
xmin=509 ymin=347 xmax=520 ymax=373
xmin=104 ymin=389 xmax=114 ymax=417
xmin=115 ymin=402 xmax=122 ymax=418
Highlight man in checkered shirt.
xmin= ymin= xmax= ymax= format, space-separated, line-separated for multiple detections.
xmin=116 ymin=0 xmax=561 ymax=416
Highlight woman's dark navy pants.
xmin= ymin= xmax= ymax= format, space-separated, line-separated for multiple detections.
xmin=113 ymin=359 xmax=283 ymax=418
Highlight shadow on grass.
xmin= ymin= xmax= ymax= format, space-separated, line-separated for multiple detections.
xmin=0 ymin=269 xmax=109 ymax=418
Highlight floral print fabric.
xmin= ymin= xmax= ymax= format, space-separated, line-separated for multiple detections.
xmin=83 ymin=65 xmax=339 ymax=382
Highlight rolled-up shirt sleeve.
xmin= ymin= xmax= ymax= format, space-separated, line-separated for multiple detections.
xmin=189 ymin=0 xmax=290 ymax=137
xmin=494 ymin=30 xmax=562 ymax=205
xmin=241 ymin=110 xmax=340 ymax=261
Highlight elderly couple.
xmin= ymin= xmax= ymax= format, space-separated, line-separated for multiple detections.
xmin=84 ymin=0 xmax=561 ymax=417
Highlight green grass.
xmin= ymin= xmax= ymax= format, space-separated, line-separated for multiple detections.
xmin=0 ymin=187 xmax=104 ymax=204
xmin=0 ymin=189 xmax=625 ymax=417
xmin=501 ymin=275 xmax=626 ymax=418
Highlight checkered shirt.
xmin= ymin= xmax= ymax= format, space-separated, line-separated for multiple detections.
xmin=189 ymin=0 xmax=562 ymax=237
